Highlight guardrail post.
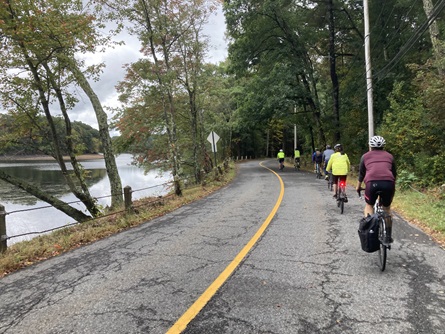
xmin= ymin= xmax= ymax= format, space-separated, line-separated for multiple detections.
xmin=124 ymin=186 xmax=133 ymax=213
xmin=0 ymin=204 xmax=7 ymax=252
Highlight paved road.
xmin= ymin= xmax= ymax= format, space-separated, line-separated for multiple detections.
xmin=1 ymin=160 xmax=444 ymax=334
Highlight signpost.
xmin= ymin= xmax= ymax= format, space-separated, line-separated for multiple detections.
xmin=207 ymin=131 xmax=220 ymax=167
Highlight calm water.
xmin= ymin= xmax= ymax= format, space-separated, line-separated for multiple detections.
xmin=0 ymin=154 xmax=172 ymax=245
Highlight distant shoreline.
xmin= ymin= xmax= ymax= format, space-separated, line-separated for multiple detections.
xmin=0 ymin=154 xmax=105 ymax=162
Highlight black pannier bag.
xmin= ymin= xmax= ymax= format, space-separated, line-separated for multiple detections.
xmin=358 ymin=214 xmax=380 ymax=253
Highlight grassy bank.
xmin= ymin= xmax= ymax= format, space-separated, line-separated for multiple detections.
xmin=392 ymin=188 xmax=445 ymax=247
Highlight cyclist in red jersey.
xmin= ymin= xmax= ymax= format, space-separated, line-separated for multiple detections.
xmin=356 ymin=136 xmax=397 ymax=241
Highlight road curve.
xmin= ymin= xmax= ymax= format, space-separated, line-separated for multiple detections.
xmin=1 ymin=159 xmax=444 ymax=334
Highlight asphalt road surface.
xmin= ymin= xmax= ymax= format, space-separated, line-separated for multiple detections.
xmin=1 ymin=159 xmax=444 ymax=334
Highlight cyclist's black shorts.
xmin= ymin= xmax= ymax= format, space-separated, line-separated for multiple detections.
xmin=332 ymin=175 xmax=347 ymax=185
xmin=278 ymin=158 xmax=284 ymax=163
xmin=365 ymin=180 xmax=395 ymax=207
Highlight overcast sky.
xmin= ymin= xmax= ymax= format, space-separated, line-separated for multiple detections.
xmin=73 ymin=6 xmax=228 ymax=133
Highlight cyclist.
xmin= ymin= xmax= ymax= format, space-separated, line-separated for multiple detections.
xmin=312 ymin=148 xmax=323 ymax=174
xmin=326 ymin=144 xmax=350 ymax=201
xmin=322 ymin=145 xmax=335 ymax=180
xmin=356 ymin=135 xmax=397 ymax=243
xmin=277 ymin=149 xmax=285 ymax=170
xmin=294 ymin=148 xmax=301 ymax=168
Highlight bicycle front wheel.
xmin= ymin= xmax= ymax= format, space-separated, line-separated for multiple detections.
xmin=378 ymin=217 xmax=387 ymax=271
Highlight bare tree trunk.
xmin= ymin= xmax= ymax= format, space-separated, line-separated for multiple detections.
xmin=0 ymin=171 xmax=90 ymax=222
xmin=42 ymin=62 xmax=101 ymax=216
xmin=140 ymin=0 xmax=182 ymax=196
xmin=69 ymin=65 xmax=124 ymax=208
xmin=20 ymin=47 xmax=101 ymax=218
xmin=422 ymin=0 xmax=443 ymax=74
xmin=328 ymin=0 xmax=341 ymax=142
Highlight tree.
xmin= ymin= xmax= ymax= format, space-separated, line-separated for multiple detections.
xmin=109 ymin=0 xmax=220 ymax=188
xmin=224 ymin=0 xmax=327 ymax=152
xmin=0 ymin=0 xmax=123 ymax=220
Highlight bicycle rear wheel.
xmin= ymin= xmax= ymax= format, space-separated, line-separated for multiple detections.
xmin=378 ymin=217 xmax=387 ymax=271
xmin=340 ymin=187 xmax=346 ymax=214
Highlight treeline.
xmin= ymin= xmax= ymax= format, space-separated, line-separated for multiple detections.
xmin=219 ymin=0 xmax=445 ymax=188
xmin=0 ymin=114 xmax=102 ymax=156
xmin=1 ymin=0 xmax=443 ymax=204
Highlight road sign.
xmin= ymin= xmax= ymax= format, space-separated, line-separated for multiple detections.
xmin=207 ymin=131 xmax=220 ymax=153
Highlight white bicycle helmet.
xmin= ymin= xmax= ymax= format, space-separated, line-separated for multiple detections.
xmin=369 ymin=135 xmax=386 ymax=148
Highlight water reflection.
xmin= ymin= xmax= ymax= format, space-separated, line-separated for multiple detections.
xmin=0 ymin=154 xmax=172 ymax=245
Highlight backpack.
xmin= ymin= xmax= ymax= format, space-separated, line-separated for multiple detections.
xmin=314 ymin=151 xmax=322 ymax=163
xmin=358 ymin=214 xmax=380 ymax=253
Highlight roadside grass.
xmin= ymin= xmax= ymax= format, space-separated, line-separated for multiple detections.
xmin=392 ymin=187 xmax=445 ymax=247
xmin=0 ymin=163 xmax=237 ymax=278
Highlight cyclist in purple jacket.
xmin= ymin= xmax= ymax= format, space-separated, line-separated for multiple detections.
xmin=356 ymin=136 xmax=397 ymax=241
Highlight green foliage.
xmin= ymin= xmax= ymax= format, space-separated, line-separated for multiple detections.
xmin=0 ymin=114 xmax=101 ymax=156
xmin=393 ymin=189 xmax=445 ymax=236
xmin=396 ymin=170 xmax=419 ymax=190
xmin=380 ymin=77 xmax=445 ymax=187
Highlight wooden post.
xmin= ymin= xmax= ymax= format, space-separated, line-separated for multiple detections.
xmin=124 ymin=186 xmax=132 ymax=213
xmin=0 ymin=204 xmax=7 ymax=252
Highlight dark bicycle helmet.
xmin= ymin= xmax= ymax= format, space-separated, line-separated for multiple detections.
xmin=334 ymin=143 xmax=342 ymax=151
xmin=369 ymin=135 xmax=386 ymax=148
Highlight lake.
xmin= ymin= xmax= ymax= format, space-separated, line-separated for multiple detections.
xmin=0 ymin=154 xmax=172 ymax=245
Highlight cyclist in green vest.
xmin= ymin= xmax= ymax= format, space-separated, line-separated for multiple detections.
xmin=326 ymin=144 xmax=351 ymax=201
xmin=294 ymin=148 xmax=300 ymax=168
xmin=277 ymin=149 xmax=285 ymax=170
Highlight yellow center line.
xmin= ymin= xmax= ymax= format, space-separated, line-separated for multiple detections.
xmin=167 ymin=161 xmax=285 ymax=333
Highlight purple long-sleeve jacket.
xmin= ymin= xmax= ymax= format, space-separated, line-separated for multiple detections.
xmin=358 ymin=150 xmax=397 ymax=184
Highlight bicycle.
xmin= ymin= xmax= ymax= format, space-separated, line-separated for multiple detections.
xmin=278 ymin=160 xmax=284 ymax=170
xmin=315 ymin=163 xmax=322 ymax=179
xmin=294 ymin=158 xmax=300 ymax=170
xmin=358 ymin=189 xmax=392 ymax=271
xmin=326 ymin=172 xmax=333 ymax=191
xmin=336 ymin=179 xmax=347 ymax=214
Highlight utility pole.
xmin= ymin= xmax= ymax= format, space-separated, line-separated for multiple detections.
xmin=363 ymin=0 xmax=374 ymax=139
xmin=294 ymin=106 xmax=297 ymax=150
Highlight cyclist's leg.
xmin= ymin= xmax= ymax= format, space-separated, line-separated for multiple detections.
xmin=332 ymin=175 xmax=339 ymax=198
xmin=324 ymin=159 xmax=329 ymax=179
xmin=364 ymin=203 xmax=374 ymax=217
xmin=363 ymin=182 xmax=378 ymax=217
xmin=340 ymin=175 xmax=348 ymax=202
xmin=380 ymin=181 xmax=396 ymax=243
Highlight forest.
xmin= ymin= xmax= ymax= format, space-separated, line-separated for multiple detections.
xmin=0 ymin=0 xmax=443 ymax=223
xmin=0 ymin=114 xmax=102 ymax=156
